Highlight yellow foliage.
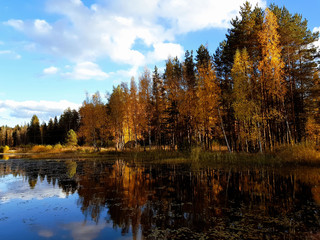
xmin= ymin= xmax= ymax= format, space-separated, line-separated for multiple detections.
xmin=31 ymin=145 xmax=52 ymax=153
xmin=0 ymin=145 xmax=10 ymax=153
xmin=53 ymin=143 xmax=63 ymax=151
xmin=258 ymin=8 xmax=286 ymax=101
xmin=196 ymin=63 xmax=220 ymax=137
xmin=306 ymin=117 xmax=320 ymax=144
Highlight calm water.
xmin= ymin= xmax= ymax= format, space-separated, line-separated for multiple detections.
xmin=1 ymin=158 xmax=320 ymax=239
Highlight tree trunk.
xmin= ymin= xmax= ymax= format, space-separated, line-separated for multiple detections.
xmin=218 ymin=108 xmax=231 ymax=152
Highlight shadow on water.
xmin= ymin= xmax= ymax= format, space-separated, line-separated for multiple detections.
xmin=1 ymin=158 xmax=320 ymax=239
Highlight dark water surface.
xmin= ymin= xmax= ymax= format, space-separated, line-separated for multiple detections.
xmin=1 ymin=158 xmax=320 ymax=239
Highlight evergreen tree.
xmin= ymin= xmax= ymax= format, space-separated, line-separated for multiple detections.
xmin=163 ymin=57 xmax=183 ymax=149
xmin=181 ymin=50 xmax=197 ymax=147
xmin=27 ymin=115 xmax=41 ymax=144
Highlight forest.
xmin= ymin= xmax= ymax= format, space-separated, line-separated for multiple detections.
xmin=1 ymin=2 xmax=319 ymax=153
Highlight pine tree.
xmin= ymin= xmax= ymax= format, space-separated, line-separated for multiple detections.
xmin=163 ymin=57 xmax=183 ymax=149
xmin=27 ymin=115 xmax=41 ymax=144
xmin=270 ymin=4 xmax=319 ymax=141
xmin=151 ymin=66 xmax=165 ymax=148
xmin=181 ymin=50 xmax=197 ymax=147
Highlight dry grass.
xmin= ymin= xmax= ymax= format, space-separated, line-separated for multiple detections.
xmin=275 ymin=142 xmax=320 ymax=163
xmin=8 ymin=143 xmax=320 ymax=166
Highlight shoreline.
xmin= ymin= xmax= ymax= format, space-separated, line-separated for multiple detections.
xmin=1 ymin=146 xmax=320 ymax=168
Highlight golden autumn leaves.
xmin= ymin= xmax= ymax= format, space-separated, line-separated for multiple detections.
xmin=77 ymin=5 xmax=319 ymax=152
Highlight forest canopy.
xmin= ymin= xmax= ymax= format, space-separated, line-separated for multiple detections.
xmin=1 ymin=2 xmax=319 ymax=152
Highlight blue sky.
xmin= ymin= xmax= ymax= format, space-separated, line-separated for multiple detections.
xmin=0 ymin=0 xmax=319 ymax=127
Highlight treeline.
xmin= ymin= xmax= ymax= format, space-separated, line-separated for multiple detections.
xmin=0 ymin=109 xmax=80 ymax=147
xmin=1 ymin=2 xmax=319 ymax=152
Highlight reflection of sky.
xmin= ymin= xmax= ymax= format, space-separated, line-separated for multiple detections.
xmin=62 ymin=222 xmax=108 ymax=240
xmin=0 ymin=174 xmax=135 ymax=240
xmin=0 ymin=174 xmax=66 ymax=203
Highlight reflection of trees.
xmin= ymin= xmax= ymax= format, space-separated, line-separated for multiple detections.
xmin=73 ymin=161 xmax=320 ymax=239
xmin=1 ymin=159 xmax=320 ymax=238
xmin=76 ymin=159 xmax=153 ymax=236
xmin=0 ymin=160 xmax=78 ymax=195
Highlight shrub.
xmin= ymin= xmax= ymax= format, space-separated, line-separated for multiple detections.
xmin=190 ymin=147 xmax=201 ymax=161
xmin=53 ymin=143 xmax=63 ymax=151
xmin=0 ymin=145 xmax=10 ymax=153
xmin=65 ymin=129 xmax=77 ymax=147
xmin=31 ymin=145 xmax=51 ymax=153
xmin=46 ymin=145 xmax=53 ymax=151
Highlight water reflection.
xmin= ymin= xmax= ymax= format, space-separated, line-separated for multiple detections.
xmin=0 ymin=154 xmax=9 ymax=160
xmin=0 ymin=159 xmax=320 ymax=239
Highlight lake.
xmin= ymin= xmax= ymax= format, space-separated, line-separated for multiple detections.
xmin=0 ymin=158 xmax=320 ymax=239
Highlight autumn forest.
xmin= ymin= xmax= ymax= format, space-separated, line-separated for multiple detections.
xmin=1 ymin=3 xmax=320 ymax=153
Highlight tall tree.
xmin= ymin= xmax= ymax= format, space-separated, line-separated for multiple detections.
xmin=163 ymin=57 xmax=183 ymax=149
xmin=79 ymin=92 xmax=108 ymax=150
xmin=27 ymin=115 xmax=41 ymax=144
xmin=181 ymin=50 xmax=197 ymax=147
xmin=138 ymin=68 xmax=152 ymax=149
xmin=214 ymin=2 xmax=263 ymax=150
xmin=151 ymin=67 xmax=166 ymax=148
xmin=232 ymin=48 xmax=260 ymax=151
xmin=270 ymin=4 xmax=319 ymax=141
xmin=195 ymin=45 xmax=221 ymax=149
xmin=258 ymin=8 xmax=286 ymax=150
xmin=129 ymin=77 xmax=139 ymax=147
xmin=109 ymin=86 xmax=126 ymax=150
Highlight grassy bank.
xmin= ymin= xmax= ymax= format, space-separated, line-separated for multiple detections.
xmin=1 ymin=143 xmax=320 ymax=166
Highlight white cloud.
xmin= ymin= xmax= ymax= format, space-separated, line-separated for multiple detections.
xmin=4 ymin=0 xmax=265 ymax=69
xmin=63 ymin=61 xmax=108 ymax=80
xmin=4 ymin=19 xmax=24 ymax=30
xmin=157 ymin=0 xmax=266 ymax=33
xmin=0 ymin=50 xmax=21 ymax=59
xmin=109 ymin=66 xmax=140 ymax=85
xmin=34 ymin=19 xmax=52 ymax=34
xmin=314 ymin=27 xmax=320 ymax=33
xmin=0 ymin=99 xmax=81 ymax=123
xmin=0 ymin=50 xmax=12 ymax=54
xmin=43 ymin=66 xmax=58 ymax=75
xmin=148 ymin=43 xmax=184 ymax=62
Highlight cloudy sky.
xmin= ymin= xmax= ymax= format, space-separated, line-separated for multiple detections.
xmin=0 ymin=0 xmax=319 ymax=127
